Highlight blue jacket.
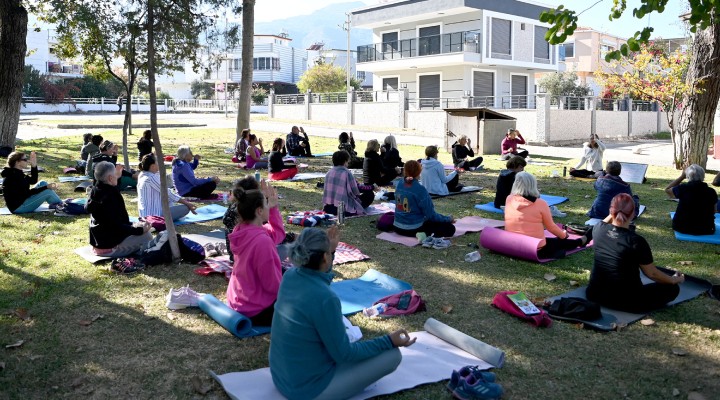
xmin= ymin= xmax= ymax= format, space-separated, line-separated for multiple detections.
xmin=270 ymin=267 xmax=393 ymax=400
xmin=172 ymin=159 xmax=210 ymax=196
xmin=588 ymin=174 xmax=635 ymax=219
xmin=420 ymin=158 xmax=456 ymax=196
xmin=394 ymin=178 xmax=452 ymax=230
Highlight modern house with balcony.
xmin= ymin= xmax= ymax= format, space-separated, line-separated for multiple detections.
xmin=306 ymin=43 xmax=374 ymax=89
xmin=25 ymin=28 xmax=84 ymax=80
xmin=351 ymin=0 xmax=558 ymax=109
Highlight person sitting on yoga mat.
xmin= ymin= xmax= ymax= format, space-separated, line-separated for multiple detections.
xmin=86 ymin=161 xmax=153 ymax=257
xmin=268 ymin=138 xmax=298 ymax=181
xmin=587 ymin=161 xmax=640 ymax=220
xmin=172 ymin=145 xmax=219 ymax=199
xmin=363 ymin=139 xmax=399 ymax=186
xmin=137 ymin=154 xmax=197 ymax=221
xmin=338 ymin=131 xmax=363 ymax=169
xmin=2 ymin=151 xmax=62 ymax=214
xmin=494 ymin=156 xmax=526 ymax=209
xmin=451 ymin=134 xmax=483 ymax=170
xmin=323 ymin=150 xmax=375 ymax=217
xmin=665 ymin=164 xmax=718 ymax=235
xmin=505 ymin=172 xmax=591 ymax=259
xmin=500 ymin=129 xmax=528 ymax=160
xmin=286 ymin=126 xmax=313 ymax=157
xmin=234 ymin=128 xmax=250 ymax=163
xmin=246 ymin=134 xmax=269 ymax=170
xmin=83 ymin=134 xmax=103 ymax=175
xmin=270 ymin=227 xmax=415 ymax=400
xmin=569 ymin=134 xmax=605 ymax=178
xmin=77 ymin=132 xmax=93 ymax=169
xmin=380 ymin=135 xmax=403 ymax=170
xmin=226 ymin=180 xmax=284 ymax=326
xmin=587 ymin=193 xmax=684 ymax=312
xmin=394 ymin=160 xmax=456 ymax=238
xmin=420 ymin=145 xmax=464 ymax=196
xmin=136 ymin=129 xmax=155 ymax=162
xmin=89 ymin=140 xmax=139 ymax=190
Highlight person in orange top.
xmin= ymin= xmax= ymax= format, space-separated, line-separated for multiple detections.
xmin=504 ymin=172 xmax=591 ymax=259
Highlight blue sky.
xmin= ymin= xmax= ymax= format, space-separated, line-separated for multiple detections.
xmin=255 ymin=0 xmax=689 ymax=39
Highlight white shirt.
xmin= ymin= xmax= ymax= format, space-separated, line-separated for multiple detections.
xmin=137 ymin=171 xmax=181 ymax=217
xmin=575 ymin=139 xmax=606 ymax=172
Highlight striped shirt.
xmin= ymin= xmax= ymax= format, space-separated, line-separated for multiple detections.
xmin=137 ymin=171 xmax=181 ymax=217
xmin=322 ymin=166 xmax=365 ymax=215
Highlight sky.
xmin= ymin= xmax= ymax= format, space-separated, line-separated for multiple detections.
xmin=254 ymin=0 xmax=689 ymax=39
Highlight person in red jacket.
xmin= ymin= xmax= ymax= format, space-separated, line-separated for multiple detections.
xmin=500 ymin=129 xmax=528 ymax=160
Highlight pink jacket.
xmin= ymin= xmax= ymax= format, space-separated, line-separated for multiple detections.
xmin=501 ymin=134 xmax=525 ymax=155
xmin=504 ymin=195 xmax=564 ymax=248
xmin=226 ymin=207 xmax=285 ymax=317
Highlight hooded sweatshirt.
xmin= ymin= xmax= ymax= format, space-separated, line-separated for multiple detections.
xmin=172 ymin=158 xmax=211 ymax=196
xmin=420 ymin=158 xmax=457 ymax=196
xmin=588 ymin=174 xmax=634 ymax=219
xmin=1 ymin=166 xmax=46 ymax=213
xmin=504 ymin=194 xmax=565 ymax=248
xmin=575 ymin=139 xmax=606 ymax=172
xmin=226 ymin=207 xmax=285 ymax=317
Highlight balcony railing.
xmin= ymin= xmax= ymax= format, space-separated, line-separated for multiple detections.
xmin=357 ymin=30 xmax=481 ymax=63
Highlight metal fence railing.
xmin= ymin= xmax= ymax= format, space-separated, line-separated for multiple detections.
xmin=275 ymin=94 xmax=305 ymax=105
xmin=311 ymin=92 xmax=347 ymax=104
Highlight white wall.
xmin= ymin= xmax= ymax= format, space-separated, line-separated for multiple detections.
xmin=355 ymin=102 xmax=400 ymax=127
xmin=596 ymin=110 xmax=628 ymax=138
xmin=405 ymin=110 xmax=446 ymax=138
xmin=21 ymin=102 xmax=168 ymax=113
xmin=501 ymin=110 xmax=537 ymax=141
xmin=549 ymin=109 xmax=592 ymax=142
xmin=274 ymin=104 xmax=306 ymax=120
xmin=632 ymin=111 xmax=658 ymax=137
xmin=309 ymin=103 xmax=346 ymax=125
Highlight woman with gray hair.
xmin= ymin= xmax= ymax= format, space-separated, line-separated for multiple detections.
xmin=86 ymin=161 xmax=152 ymax=258
xmin=380 ymin=135 xmax=403 ymax=169
xmin=269 ymin=226 xmax=415 ymax=400
xmin=665 ymin=164 xmax=718 ymax=235
xmin=171 ymin=145 xmax=219 ymax=198
xmin=504 ymin=172 xmax=590 ymax=259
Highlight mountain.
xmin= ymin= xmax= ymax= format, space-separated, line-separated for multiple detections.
xmin=254 ymin=1 xmax=373 ymax=51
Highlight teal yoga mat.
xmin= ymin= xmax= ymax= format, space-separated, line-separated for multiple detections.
xmin=669 ymin=212 xmax=720 ymax=244
xmin=475 ymin=194 xmax=569 ymax=214
xmin=331 ymin=269 xmax=412 ymax=315
xmin=197 ymin=294 xmax=270 ymax=338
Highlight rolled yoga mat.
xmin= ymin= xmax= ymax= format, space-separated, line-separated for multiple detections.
xmin=424 ymin=318 xmax=505 ymax=368
xmin=479 ymin=226 xmax=590 ymax=263
xmin=197 ymin=294 xmax=270 ymax=338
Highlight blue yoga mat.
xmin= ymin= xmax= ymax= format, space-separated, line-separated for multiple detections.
xmin=197 ymin=294 xmax=270 ymax=338
xmin=670 ymin=212 xmax=720 ymax=244
xmin=330 ymin=269 xmax=412 ymax=315
xmin=176 ymin=204 xmax=228 ymax=225
xmin=475 ymin=194 xmax=569 ymax=214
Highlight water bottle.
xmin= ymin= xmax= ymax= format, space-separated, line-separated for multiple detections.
xmin=338 ymin=201 xmax=345 ymax=225
xmin=222 ymin=192 xmax=228 ymax=205
xmin=362 ymin=303 xmax=387 ymax=317
xmin=563 ymin=166 xmax=567 ymax=177
xmin=254 ymin=171 xmax=261 ymax=182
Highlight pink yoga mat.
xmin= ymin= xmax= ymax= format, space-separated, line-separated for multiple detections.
xmin=375 ymin=232 xmax=420 ymax=247
xmin=453 ymin=216 xmax=504 ymax=236
xmin=480 ymin=226 xmax=591 ymax=263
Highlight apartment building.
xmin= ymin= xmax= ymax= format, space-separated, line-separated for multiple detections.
xmin=306 ymin=43 xmax=374 ymax=89
xmin=25 ymin=28 xmax=83 ymax=80
xmin=558 ymin=27 xmax=628 ymax=95
xmin=351 ymin=0 xmax=558 ymax=109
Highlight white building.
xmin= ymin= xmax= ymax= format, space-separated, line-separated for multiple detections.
xmin=306 ymin=43 xmax=374 ymax=89
xmin=351 ymin=0 xmax=558 ymax=109
xmin=25 ymin=28 xmax=83 ymax=80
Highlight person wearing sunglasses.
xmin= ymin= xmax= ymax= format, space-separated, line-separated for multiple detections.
xmin=2 ymin=151 xmax=62 ymax=214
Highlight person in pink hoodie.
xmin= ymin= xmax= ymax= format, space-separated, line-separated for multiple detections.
xmin=504 ymin=172 xmax=591 ymax=259
xmin=226 ymin=179 xmax=285 ymax=326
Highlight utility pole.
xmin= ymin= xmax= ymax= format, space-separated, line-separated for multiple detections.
xmin=340 ymin=13 xmax=351 ymax=91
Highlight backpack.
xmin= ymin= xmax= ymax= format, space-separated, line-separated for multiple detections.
xmin=564 ymin=223 xmax=591 ymax=236
xmin=491 ymin=291 xmax=552 ymax=328
xmin=373 ymin=289 xmax=426 ymax=316
xmin=140 ymin=234 xmax=205 ymax=266
xmin=376 ymin=211 xmax=395 ymax=232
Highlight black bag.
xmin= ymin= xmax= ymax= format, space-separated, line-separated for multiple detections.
xmin=140 ymin=234 xmax=205 ymax=266
xmin=565 ymin=223 xmax=591 ymax=235
xmin=547 ymin=297 xmax=602 ymax=320
xmin=0 ymin=146 xmax=12 ymax=158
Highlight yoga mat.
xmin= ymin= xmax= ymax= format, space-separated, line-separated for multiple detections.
xmin=174 ymin=204 xmax=227 ymax=225
xmin=210 ymin=329 xmax=495 ymax=400
xmin=0 ymin=204 xmax=53 ymax=215
xmin=424 ymin=318 xmax=504 ymax=368
xmin=197 ymin=294 xmax=270 ymax=338
xmin=75 ymin=181 xmax=93 ymax=192
xmin=375 ymin=232 xmax=421 ymax=247
xmin=182 ymin=230 xmax=227 ymax=247
xmin=346 ymin=202 xmax=395 ymax=219
xmin=670 ymin=212 xmax=720 ymax=244
xmin=74 ymin=246 xmax=112 ymax=264
xmin=333 ymin=242 xmax=370 ymax=265
xmin=475 ymin=194 xmax=569 ymax=214
xmin=430 ymin=186 xmax=482 ymax=198
xmin=452 ymin=216 xmax=505 ymax=236
xmin=619 ymin=162 xmax=648 ymax=184
xmin=58 ymin=176 xmax=91 ymax=183
xmin=547 ymin=268 xmax=712 ymax=331
xmin=330 ymin=268 xmax=412 ymax=315
xmin=585 ymin=205 xmax=646 ymax=226
xmin=479 ymin=226 xmax=591 ymax=263
xmin=289 ymin=172 xmax=326 ymax=181
xmin=312 ymin=152 xmax=333 ymax=157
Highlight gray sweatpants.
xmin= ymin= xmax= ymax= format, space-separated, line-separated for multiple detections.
xmin=313 ymin=347 xmax=401 ymax=400
xmin=103 ymin=232 xmax=154 ymax=258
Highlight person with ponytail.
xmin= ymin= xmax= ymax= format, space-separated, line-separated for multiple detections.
xmin=587 ymin=193 xmax=684 ymax=312
xmin=270 ymin=226 xmax=415 ymax=400
xmin=268 ymin=138 xmax=298 ymax=181
xmin=226 ymin=179 xmax=285 ymax=326
xmin=137 ymin=154 xmax=196 ymax=221
xmin=246 ymin=134 xmax=269 ymax=170
xmin=393 ymin=160 xmax=456 ymax=238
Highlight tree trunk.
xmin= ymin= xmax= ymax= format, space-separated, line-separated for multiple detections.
xmin=147 ymin=2 xmax=181 ymax=260
xmin=235 ymin=0 xmax=255 ymax=141
xmin=0 ymin=2 xmax=28 ymax=148
xmin=122 ymin=93 xmax=132 ymax=170
xmin=674 ymin=20 xmax=720 ymax=169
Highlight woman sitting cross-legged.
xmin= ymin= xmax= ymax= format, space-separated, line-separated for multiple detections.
xmin=323 ymin=150 xmax=375 ymax=217
xmin=234 ymin=128 xmax=250 ymax=163
xmin=587 ymin=193 xmax=684 ymax=313
xmin=2 ymin=151 xmax=62 ymax=214
xmin=380 ymin=135 xmax=403 ymax=170
xmin=500 ymin=129 xmax=528 ymax=160
xmin=137 ymin=154 xmax=197 ymax=221
xmin=393 ymin=160 xmax=456 ymax=238
xmin=226 ymin=180 xmax=284 ymax=326
xmin=420 ymin=145 xmax=463 ymax=196
xmin=86 ymin=161 xmax=153 ymax=257
xmin=338 ymin=131 xmax=363 ymax=169
xmin=363 ymin=139 xmax=399 ymax=186
xmin=270 ymin=226 xmax=415 ymax=400
xmin=172 ymin=145 xmax=219 ymax=199
xmin=268 ymin=138 xmax=298 ymax=181
xmin=504 ymin=172 xmax=591 ymax=259
xmin=246 ymin=134 xmax=269 ymax=170
xmin=665 ymin=164 xmax=718 ymax=236
xmin=451 ymin=135 xmax=483 ymax=170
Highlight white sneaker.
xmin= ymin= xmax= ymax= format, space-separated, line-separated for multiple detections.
xmin=431 ymin=238 xmax=452 ymax=249
xmin=166 ymin=286 xmax=202 ymax=310
xmin=421 ymin=234 xmax=436 ymax=248
xmin=549 ymin=206 xmax=567 ymax=218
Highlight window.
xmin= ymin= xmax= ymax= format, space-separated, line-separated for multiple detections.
xmin=510 ymin=75 xmax=528 ymax=109
xmin=418 ymin=25 xmax=441 ymax=56
xmin=600 ymin=44 xmax=615 ymax=58
xmin=534 ymin=26 xmax=550 ymax=62
xmin=564 ymin=43 xmax=574 ymax=58
xmin=473 ymin=71 xmax=494 ymax=107
xmin=382 ymin=32 xmax=398 ymax=54
xmin=382 ymin=77 xmax=398 ymax=90
xmin=253 ymin=57 xmax=281 ymax=71
xmin=491 ymin=18 xmax=512 ymax=59
xmin=418 ymin=74 xmax=440 ymax=108
xmin=357 ymin=71 xmax=366 ymax=81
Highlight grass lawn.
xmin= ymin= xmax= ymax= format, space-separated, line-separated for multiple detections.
xmin=1 ymin=127 xmax=719 ymax=399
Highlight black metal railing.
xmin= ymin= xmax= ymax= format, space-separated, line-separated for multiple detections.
xmin=357 ymin=30 xmax=481 ymax=62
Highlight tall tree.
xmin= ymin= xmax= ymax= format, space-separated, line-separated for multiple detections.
xmin=541 ymin=2 xmax=720 ymax=169
xmin=0 ymin=0 xmax=28 ymax=149
xmin=236 ymin=0 xmax=255 ymax=142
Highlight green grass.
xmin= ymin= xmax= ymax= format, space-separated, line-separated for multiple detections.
xmin=1 ymin=128 xmax=719 ymax=399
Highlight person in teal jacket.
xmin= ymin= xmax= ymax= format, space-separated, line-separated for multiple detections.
xmin=270 ymin=227 xmax=416 ymax=400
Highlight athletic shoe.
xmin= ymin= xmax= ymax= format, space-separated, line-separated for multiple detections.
xmin=110 ymin=258 xmax=145 ymax=274
xmin=549 ymin=206 xmax=567 ymax=218
xmin=452 ymin=374 xmax=504 ymax=400
xmin=421 ymin=234 xmax=436 ymax=248
xmin=431 ymin=238 xmax=452 ymax=249
xmin=214 ymin=242 xmax=227 ymax=256
xmin=447 ymin=366 xmax=497 ymax=392
xmin=166 ymin=286 xmax=202 ymax=310
xmin=203 ymin=243 xmax=218 ymax=257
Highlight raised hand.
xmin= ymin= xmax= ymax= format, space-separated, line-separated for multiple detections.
xmin=327 ymin=225 xmax=340 ymax=252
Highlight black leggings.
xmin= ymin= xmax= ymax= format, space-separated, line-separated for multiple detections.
xmin=501 ymin=150 xmax=528 ymax=160
xmin=249 ymin=302 xmax=275 ymax=327
xmin=459 ymin=157 xmax=484 ymax=170
xmin=538 ymin=229 xmax=593 ymax=259
xmin=588 ymin=283 xmax=680 ymax=313
xmin=394 ymin=220 xmax=456 ymax=238
xmin=182 ymin=180 xmax=217 ymax=199
xmin=570 ymin=169 xmax=598 ymax=178
xmin=446 ymin=173 xmax=462 ymax=193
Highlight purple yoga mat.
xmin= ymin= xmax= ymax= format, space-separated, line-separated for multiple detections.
xmin=479 ymin=226 xmax=592 ymax=263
